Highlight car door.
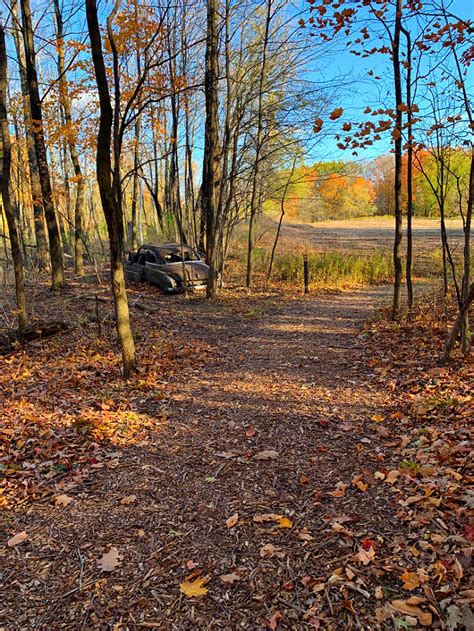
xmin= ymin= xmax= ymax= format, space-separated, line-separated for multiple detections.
xmin=125 ymin=250 xmax=147 ymax=282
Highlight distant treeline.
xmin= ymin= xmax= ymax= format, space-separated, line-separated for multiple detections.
xmin=266 ymin=149 xmax=470 ymax=221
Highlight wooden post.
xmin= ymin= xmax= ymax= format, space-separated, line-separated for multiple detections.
xmin=303 ymin=254 xmax=309 ymax=295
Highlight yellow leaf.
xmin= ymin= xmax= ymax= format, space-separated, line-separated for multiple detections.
xmin=278 ymin=517 xmax=293 ymax=529
xmin=401 ymin=571 xmax=420 ymax=591
xmin=179 ymin=576 xmax=209 ymax=598
xmin=371 ymin=414 xmax=384 ymax=423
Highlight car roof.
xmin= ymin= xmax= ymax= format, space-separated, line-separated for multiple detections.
xmin=140 ymin=243 xmax=196 ymax=254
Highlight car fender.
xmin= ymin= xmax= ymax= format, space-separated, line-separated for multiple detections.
xmin=145 ymin=265 xmax=178 ymax=292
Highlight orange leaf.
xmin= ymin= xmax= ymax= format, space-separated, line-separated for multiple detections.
xmin=329 ymin=107 xmax=344 ymax=120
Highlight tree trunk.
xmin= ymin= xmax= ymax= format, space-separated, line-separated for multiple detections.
xmin=86 ymin=0 xmax=135 ymax=377
xmin=441 ymin=282 xmax=474 ymax=363
xmin=0 ymin=25 xmax=27 ymax=331
xmin=53 ymin=0 xmax=85 ymax=276
xmin=402 ymin=25 xmax=413 ymax=315
xmin=461 ymin=149 xmax=473 ymax=354
xmin=202 ymin=0 xmax=220 ymax=297
xmin=20 ymin=0 xmax=64 ymax=289
xmin=11 ymin=0 xmax=49 ymax=270
xmin=246 ymin=0 xmax=272 ymax=289
xmin=391 ymin=0 xmax=403 ymax=320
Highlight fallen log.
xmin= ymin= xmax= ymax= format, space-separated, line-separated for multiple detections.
xmin=0 ymin=321 xmax=68 ymax=355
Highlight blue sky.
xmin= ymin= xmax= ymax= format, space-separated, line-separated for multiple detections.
xmin=303 ymin=0 xmax=474 ymax=164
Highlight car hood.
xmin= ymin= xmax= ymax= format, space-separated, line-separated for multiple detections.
xmin=164 ymin=261 xmax=209 ymax=282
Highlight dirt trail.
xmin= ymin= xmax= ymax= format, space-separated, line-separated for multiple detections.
xmin=2 ymin=286 xmax=404 ymax=629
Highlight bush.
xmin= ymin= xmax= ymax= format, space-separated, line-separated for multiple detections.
xmin=270 ymin=250 xmax=393 ymax=288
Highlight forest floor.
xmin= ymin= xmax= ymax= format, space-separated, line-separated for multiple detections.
xmin=1 ymin=278 xmax=472 ymax=629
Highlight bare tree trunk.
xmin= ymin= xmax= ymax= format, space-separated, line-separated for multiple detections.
xmin=442 ymin=282 xmax=474 ymax=363
xmin=86 ymin=0 xmax=135 ymax=377
xmin=131 ymin=117 xmax=141 ymax=250
xmin=246 ymin=0 xmax=272 ymax=289
xmin=461 ymin=149 xmax=473 ymax=354
xmin=391 ymin=0 xmax=403 ymax=320
xmin=267 ymin=157 xmax=297 ymax=284
xmin=11 ymin=0 xmax=49 ymax=270
xmin=0 ymin=24 xmax=27 ymax=330
xmin=402 ymin=25 xmax=414 ymax=315
xmin=53 ymin=0 xmax=85 ymax=276
xmin=202 ymin=0 xmax=220 ymax=297
xmin=20 ymin=0 xmax=64 ymax=289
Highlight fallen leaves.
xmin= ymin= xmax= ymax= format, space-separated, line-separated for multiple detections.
xmin=385 ymin=469 xmax=399 ymax=484
xmin=254 ymin=450 xmax=279 ymax=460
xmin=400 ymin=571 xmax=420 ymax=591
xmin=328 ymin=481 xmax=347 ymax=497
xmin=179 ymin=576 xmax=209 ymax=598
xmin=96 ymin=547 xmax=122 ymax=572
xmin=354 ymin=544 xmax=375 ymax=565
xmin=260 ymin=543 xmax=285 ymax=558
xmin=7 ymin=531 xmax=28 ymax=547
xmin=219 ymin=572 xmax=241 ymax=585
xmin=120 ymin=494 xmax=137 ymax=505
xmin=253 ymin=513 xmax=292 ymax=528
xmin=54 ymin=494 xmax=74 ymax=507
xmin=391 ymin=597 xmax=432 ymax=626
xmin=226 ymin=513 xmax=239 ymax=528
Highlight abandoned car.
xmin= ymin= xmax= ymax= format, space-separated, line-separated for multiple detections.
xmin=124 ymin=243 xmax=209 ymax=293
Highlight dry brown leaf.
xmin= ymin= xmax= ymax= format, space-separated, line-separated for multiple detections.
xmin=255 ymin=450 xmax=279 ymax=461
xmin=226 ymin=513 xmax=239 ymax=528
xmin=260 ymin=543 xmax=284 ymax=558
xmin=179 ymin=576 xmax=209 ymax=598
xmin=354 ymin=545 xmax=375 ymax=565
xmin=399 ymin=494 xmax=424 ymax=506
xmin=220 ymin=572 xmax=241 ymax=585
xmin=391 ymin=599 xmax=432 ymax=626
xmin=298 ymin=528 xmax=314 ymax=541
xmin=385 ymin=470 xmax=399 ymax=484
xmin=375 ymin=586 xmax=384 ymax=600
xmin=97 ymin=547 xmax=122 ymax=572
xmin=245 ymin=425 xmax=256 ymax=437
xmin=356 ymin=480 xmax=368 ymax=492
xmin=268 ymin=610 xmax=283 ymax=630
xmin=54 ymin=494 xmax=73 ymax=507
xmin=329 ymin=481 xmax=347 ymax=497
xmin=7 ymin=531 xmax=28 ymax=547
xmin=253 ymin=513 xmax=283 ymax=523
xmin=120 ymin=494 xmax=137 ymax=505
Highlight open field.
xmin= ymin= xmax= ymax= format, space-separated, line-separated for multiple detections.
xmin=228 ymin=215 xmax=466 ymax=289
xmin=256 ymin=215 xmax=465 ymax=255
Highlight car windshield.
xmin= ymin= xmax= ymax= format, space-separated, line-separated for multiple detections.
xmin=158 ymin=248 xmax=199 ymax=263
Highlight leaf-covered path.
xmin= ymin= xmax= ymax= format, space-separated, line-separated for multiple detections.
xmin=2 ymin=285 xmax=469 ymax=628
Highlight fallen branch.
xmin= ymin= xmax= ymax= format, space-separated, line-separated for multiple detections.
xmin=0 ymin=321 xmax=68 ymax=354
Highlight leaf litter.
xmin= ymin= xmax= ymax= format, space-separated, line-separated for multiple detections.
xmin=1 ymin=281 xmax=472 ymax=628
